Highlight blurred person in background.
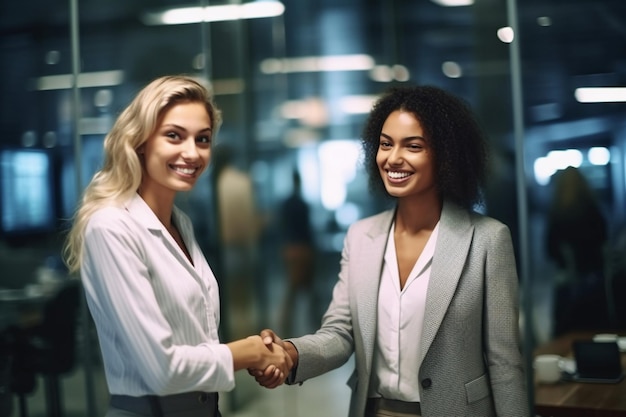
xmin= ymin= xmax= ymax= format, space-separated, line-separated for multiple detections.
xmin=211 ymin=143 xmax=264 ymax=339
xmin=63 ymin=75 xmax=291 ymax=417
xmin=252 ymin=85 xmax=529 ymax=417
xmin=546 ymin=166 xmax=609 ymax=335
xmin=278 ymin=169 xmax=319 ymax=335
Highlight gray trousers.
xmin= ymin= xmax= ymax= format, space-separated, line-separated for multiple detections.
xmin=365 ymin=398 xmax=421 ymax=417
xmin=106 ymin=392 xmax=221 ymax=417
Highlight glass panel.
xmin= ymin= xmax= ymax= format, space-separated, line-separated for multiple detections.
xmin=518 ymin=0 xmax=626 ymax=414
xmin=519 ymin=0 xmax=626 ymax=341
xmin=2 ymin=0 xmax=624 ymax=415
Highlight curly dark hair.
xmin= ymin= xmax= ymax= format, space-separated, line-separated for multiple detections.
xmin=361 ymin=85 xmax=488 ymax=210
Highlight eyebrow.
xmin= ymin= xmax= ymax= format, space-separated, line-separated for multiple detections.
xmin=380 ymin=132 xmax=425 ymax=141
xmin=162 ymin=124 xmax=213 ymax=133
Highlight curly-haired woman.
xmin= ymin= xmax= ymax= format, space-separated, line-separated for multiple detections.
xmin=254 ymin=85 xmax=529 ymax=417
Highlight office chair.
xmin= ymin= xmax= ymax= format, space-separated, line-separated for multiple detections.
xmin=10 ymin=279 xmax=81 ymax=417
xmin=0 ymin=329 xmax=15 ymax=417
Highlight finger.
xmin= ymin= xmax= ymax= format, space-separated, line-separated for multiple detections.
xmin=259 ymin=329 xmax=275 ymax=346
xmin=257 ymin=370 xmax=284 ymax=389
xmin=263 ymin=365 xmax=276 ymax=377
xmin=255 ymin=372 xmax=280 ymax=387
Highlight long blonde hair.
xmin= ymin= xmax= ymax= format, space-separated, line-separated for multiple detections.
xmin=63 ymin=75 xmax=222 ymax=274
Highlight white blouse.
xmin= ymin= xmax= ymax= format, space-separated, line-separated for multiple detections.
xmin=81 ymin=193 xmax=234 ymax=396
xmin=370 ymin=221 xmax=439 ymax=402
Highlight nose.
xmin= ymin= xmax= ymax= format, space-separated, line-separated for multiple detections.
xmin=181 ymin=137 xmax=199 ymax=160
xmin=388 ymin=145 xmax=403 ymax=165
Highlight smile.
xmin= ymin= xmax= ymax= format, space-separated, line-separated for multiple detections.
xmin=387 ymin=171 xmax=412 ymax=180
xmin=170 ymin=165 xmax=199 ymax=176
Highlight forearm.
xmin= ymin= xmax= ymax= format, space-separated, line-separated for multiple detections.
xmin=227 ymin=337 xmax=263 ymax=371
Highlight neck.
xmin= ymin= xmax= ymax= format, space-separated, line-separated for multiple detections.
xmin=395 ymin=194 xmax=442 ymax=235
xmin=137 ymin=189 xmax=176 ymax=229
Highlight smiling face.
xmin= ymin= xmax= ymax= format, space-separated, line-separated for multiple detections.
xmin=138 ymin=101 xmax=212 ymax=203
xmin=376 ymin=110 xmax=437 ymax=201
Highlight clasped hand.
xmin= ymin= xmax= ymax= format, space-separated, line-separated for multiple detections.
xmin=248 ymin=329 xmax=292 ymax=389
xmin=246 ymin=332 xmax=292 ymax=388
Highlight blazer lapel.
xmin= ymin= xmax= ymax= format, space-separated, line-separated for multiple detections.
xmin=356 ymin=209 xmax=394 ymax=375
xmin=420 ymin=201 xmax=473 ymax=362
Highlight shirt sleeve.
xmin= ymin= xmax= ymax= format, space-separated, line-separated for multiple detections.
xmin=81 ymin=209 xmax=235 ymax=395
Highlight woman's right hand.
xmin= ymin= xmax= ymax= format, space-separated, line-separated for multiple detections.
xmin=248 ymin=329 xmax=299 ymax=388
xmin=227 ymin=335 xmax=293 ymax=388
xmin=248 ymin=334 xmax=293 ymax=382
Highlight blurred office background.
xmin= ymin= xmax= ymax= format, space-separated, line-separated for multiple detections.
xmin=1 ymin=0 xmax=625 ymax=415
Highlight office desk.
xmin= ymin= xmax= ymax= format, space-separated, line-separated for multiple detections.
xmin=0 ymin=287 xmax=49 ymax=332
xmin=534 ymin=332 xmax=626 ymax=417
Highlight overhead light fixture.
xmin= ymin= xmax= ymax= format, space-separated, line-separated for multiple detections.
xmin=260 ymin=54 xmax=375 ymax=74
xmin=442 ymin=61 xmax=462 ymax=78
xmin=32 ymin=70 xmax=125 ymax=91
xmin=497 ymin=27 xmax=515 ymax=43
xmin=588 ymin=147 xmax=611 ymax=166
xmin=369 ymin=64 xmax=410 ymax=82
xmin=142 ymin=1 xmax=285 ymax=25
xmin=575 ymin=87 xmax=626 ymax=103
xmin=537 ymin=16 xmax=552 ymax=27
xmin=280 ymin=97 xmax=328 ymax=127
xmin=430 ymin=0 xmax=473 ymax=6
xmin=533 ymin=149 xmax=583 ymax=185
xmin=339 ymin=95 xmax=379 ymax=114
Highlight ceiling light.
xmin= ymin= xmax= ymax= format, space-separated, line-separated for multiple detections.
xmin=588 ymin=147 xmax=611 ymax=166
xmin=260 ymin=54 xmax=375 ymax=74
xmin=442 ymin=61 xmax=462 ymax=78
xmin=497 ymin=27 xmax=514 ymax=43
xmin=142 ymin=1 xmax=284 ymax=25
xmin=430 ymin=0 xmax=473 ymax=6
xmin=339 ymin=95 xmax=379 ymax=114
xmin=32 ymin=70 xmax=125 ymax=91
xmin=575 ymin=87 xmax=626 ymax=103
xmin=369 ymin=64 xmax=410 ymax=82
xmin=537 ymin=16 xmax=552 ymax=27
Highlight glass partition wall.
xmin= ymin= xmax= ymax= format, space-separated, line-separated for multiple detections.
xmin=1 ymin=0 xmax=625 ymax=415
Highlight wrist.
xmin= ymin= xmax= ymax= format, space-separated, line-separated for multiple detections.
xmin=285 ymin=341 xmax=299 ymax=368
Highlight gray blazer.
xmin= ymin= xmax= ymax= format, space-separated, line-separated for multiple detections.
xmin=288 ymin=201 xmax=529 ymax=417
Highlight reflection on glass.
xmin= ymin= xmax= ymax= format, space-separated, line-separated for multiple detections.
xmin=317 ymin=140 xmax=360 ymax=210
xmin=0 ymin=150 xmax=55 ymax=233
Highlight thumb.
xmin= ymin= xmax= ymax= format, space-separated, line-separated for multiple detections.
xmin=259 ymin=328 xmax=275 ymax=346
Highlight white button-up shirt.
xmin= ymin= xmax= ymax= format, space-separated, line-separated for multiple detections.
xmin=369 ymin=221 xmax=439 ymax=402
xmin=81 ymin=193 xmax=235 ymax=396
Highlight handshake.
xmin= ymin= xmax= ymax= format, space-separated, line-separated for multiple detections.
xmin=242 ymin=329 xmax=297 ymax=389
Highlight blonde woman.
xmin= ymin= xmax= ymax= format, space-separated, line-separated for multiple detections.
xmin=64 ymin=75 xmax=291 ymax=417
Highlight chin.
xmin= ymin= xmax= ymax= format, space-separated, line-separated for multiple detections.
xmin=383 ymin=189 xmax=402 ymax=198
xmin=171 ymin=181 xmax=196 ymax=192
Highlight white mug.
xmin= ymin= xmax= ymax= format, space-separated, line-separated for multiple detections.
xmin=534 ymin=354 xmax=562 ymax=383
xmin=593 ymin=333 xmax=618 ymax=343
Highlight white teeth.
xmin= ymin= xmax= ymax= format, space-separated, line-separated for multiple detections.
xmin=173 ymin=166 xmax=196 ymax=175
xmin=388 ymin=171 xmax=411 ymax=179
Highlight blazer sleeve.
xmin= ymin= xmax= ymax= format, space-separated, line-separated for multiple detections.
xmin=288 ymin=226 xmax=358 ymax=383
xmin=483 ymin=222 xmax=529 ymax=416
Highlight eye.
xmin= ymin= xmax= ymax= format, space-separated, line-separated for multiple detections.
xmin=408 ymin=143 xmax=424 ymax=151
xmin=196 ymin=135 xmax=212 ymax=145
xmin=165 ymin=131 xmax=181 ymax=140
xmin=379 ymin=139 xmax=392 ymax=149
